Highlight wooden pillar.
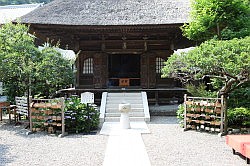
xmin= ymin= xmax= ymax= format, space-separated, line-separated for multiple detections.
xmin=93 ymin=53 xmax=105 ymax=88
xmin=148 ymin=53 xmax=156 ymax=88
xmin=140 ymin=53 xmax=148 ymax=88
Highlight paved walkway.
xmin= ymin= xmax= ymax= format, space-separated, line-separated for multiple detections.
xmin=100 ymin=122 xmax=151 ymax=166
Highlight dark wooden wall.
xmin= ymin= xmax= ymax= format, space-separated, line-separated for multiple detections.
xmin=30 ymin=24 xmax=194 ymax=89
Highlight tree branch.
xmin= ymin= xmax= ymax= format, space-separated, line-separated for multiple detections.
xmin=202 ymin=75 xmax=227 ymax=80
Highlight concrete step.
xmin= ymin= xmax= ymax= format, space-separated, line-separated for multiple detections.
xmin=106 ymin=99 xmax=143 ymax=104
xmin=105 ymin=112 xmax=145 ymax=117
xmin=106 ymin=103 xmax=143 ymax=108
xmin=106 ymin=108 xmax=144 ymax=113
xmin=107 ymin=93 xmax=141 ymax=97
xmin=104 ymin=116 xmax=146 ymax=122
xmin=106 ymin=102 xmax=143 ymax=106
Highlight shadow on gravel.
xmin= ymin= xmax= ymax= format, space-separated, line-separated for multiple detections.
xmin=148 ymin=116 xmax=178 ymax=124
xmin=1 ymin=120 xmax=102 ymax=139
xmin=0 ymin=145 xmax=16 ymax=165
xmin=0 ymin=121 xmax=46 ymax=138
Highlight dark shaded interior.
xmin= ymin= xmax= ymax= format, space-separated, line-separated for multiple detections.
xmin=108 ymin=54 xmax=141 ymax=86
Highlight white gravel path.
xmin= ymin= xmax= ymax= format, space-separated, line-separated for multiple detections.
xmin=1 ymin=116 xmax=247 ymax=166
xmin=0 ymin=121 xmax=108 ymax=166
xmin=142 ymin=116 xmax=246 ymax=166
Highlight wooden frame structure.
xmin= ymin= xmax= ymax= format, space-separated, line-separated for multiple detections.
xmin=184 ymin=94 xmax=225 ymax=133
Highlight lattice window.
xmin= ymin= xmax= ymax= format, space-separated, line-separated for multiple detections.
xmin=82 ymin=58 xmax=93 ymax=74
xmin=156 ymin=57 xmax=165 ymax=74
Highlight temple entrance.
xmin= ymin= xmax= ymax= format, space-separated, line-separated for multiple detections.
xmin=108 ymin=54 xmax=141 ymax=87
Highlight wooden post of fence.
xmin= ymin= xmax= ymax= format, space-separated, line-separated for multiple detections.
xmin=29 ymin=99 xmax=33 ymax=132
xmin=59 ymin=97 xmax=65 ymax=138
xmin=184 ymin=94 xmax=187 ymax=130
xmin=220 ymin=95 xmax=224 ymax=133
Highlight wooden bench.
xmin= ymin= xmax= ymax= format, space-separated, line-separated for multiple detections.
xmin=244 ymin=144 xmax=250 ymax=164
xmin=226 ymin=135 xmax=250 ymax=164
xmin=0 ymin=102 xmax=17 ymax=123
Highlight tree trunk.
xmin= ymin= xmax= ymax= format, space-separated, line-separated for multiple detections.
xmin=223 ymin=95 xmax=228 ymax=135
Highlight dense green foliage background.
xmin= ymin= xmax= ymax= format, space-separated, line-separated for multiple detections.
xmin=166 ymin=0 xmax=250 ymax=130
xmin=182 ymin=0 xmax=250 ymax=41
xmin=0 ymin=0 xmax=52 ymax=5
xmin=0 ymin=23 xmax=73 ymax=101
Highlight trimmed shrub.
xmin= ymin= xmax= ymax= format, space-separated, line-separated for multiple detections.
xmin=64 ymin=96 xmax=100 ymax=133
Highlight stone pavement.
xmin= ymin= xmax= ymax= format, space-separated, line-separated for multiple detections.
xmin=100 ymin=122 xmax=151 ymax=166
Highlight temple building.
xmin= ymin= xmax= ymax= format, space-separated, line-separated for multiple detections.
xmin=19 ymin=0 xmax=194 ymax=104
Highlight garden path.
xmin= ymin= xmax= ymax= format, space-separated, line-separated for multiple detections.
xmin=100 ymin=122 xmax=151 ymax=166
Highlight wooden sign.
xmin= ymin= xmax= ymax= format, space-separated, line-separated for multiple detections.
xmin=119 ymin=78 xmax=129 ymax=86
xmin=81 ymin=92 xmax=94 ymax=104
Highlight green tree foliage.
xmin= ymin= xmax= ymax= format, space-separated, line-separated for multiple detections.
xmin=182 ymin=0 xmax=250 ymax=41
xmin=0 ymin=22 xmax=73 ymax=101
xmin=0 ymin=0 xmax=52 ymax=5
xmin=228 ymin=82 xmax=250 ymax=108
xmin=162 ymin=37 xmax=250 ymax=97
xmin=65 ymin=96 xmax=100 ymax=133
xmin=33 ymin=47 xmax=73 ymax=98
xmin=0 ymin=23 xmax=40 ymax=100
xmin=186 ymin=84 xmax=217 ymax=97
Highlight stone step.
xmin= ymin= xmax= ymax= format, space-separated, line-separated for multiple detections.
xmin=105 ymin=108 xmax=144 ymax=113
xmin=106 ymin=99 xmax=142 ymax=103
xmin=106 ymin=103 xmax=143 ymax=108
xmin=107 ymin=93 xmax=141 ymax=97
xmin=106 ymin=102 xmax=143 ymax=105
xmin=104 ymin=116 xmax=146 ymax=122
xmin=105 ymin=112 xmax=145 ymax=117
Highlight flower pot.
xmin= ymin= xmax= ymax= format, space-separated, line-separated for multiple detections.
xmin=215 ymin=108 xmax=221 ymax=114
xmin=47 ymin=110 xmax=53 ymax=115
xmin=36 ymin=128 xmax=41 ymax=132
xmin=45 ymin=103 xmax=52 ymax=108
xmin=195 ymin=107 xmax=201 ymax=112
xmin=48 ymin=127 xmax=54 ymax=134
xmin=185 ymin=101 xmax=193 ymax=105
xmin=38 ymin=116 xmax=44 ymax=120
xmin=205 ymin=108 xmax=213 ymax=113
xmin=195 ymin=114 xmax=200 ymax=118
xmin=215 ymin=102 xmax=222 ymax=107
xmin=56 ymin=116 xmax=62 ymax=121
xmin=52 ymin=116 xmax=57 ymax=121
xmin=50 ymin=104 xmax=61 ymax=109
xmin=215 ymin=121 xmax=221 ymax=126
xmin=205 ymin=115 xmax=210 ymax=120
xmin=191 ymin=125 xmax=196 ymax=130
